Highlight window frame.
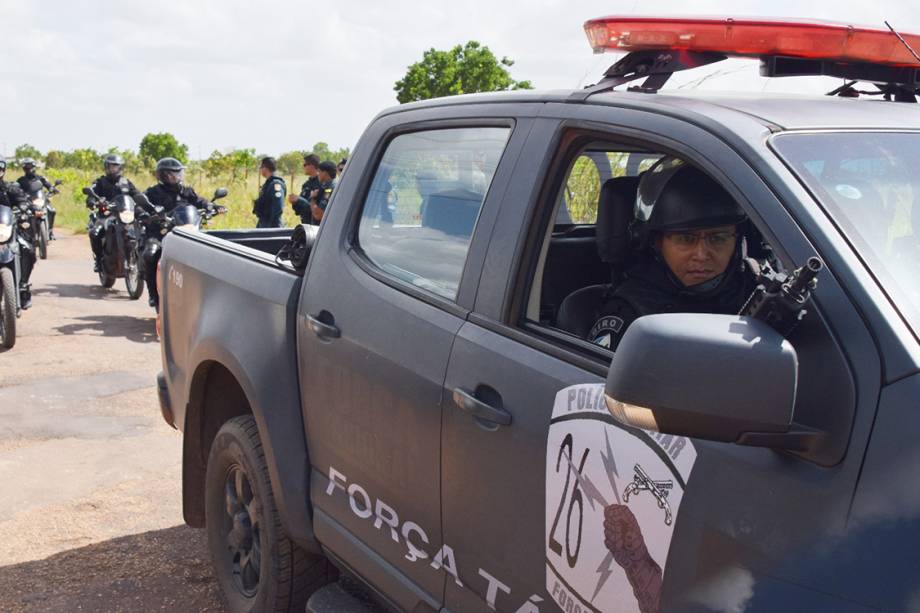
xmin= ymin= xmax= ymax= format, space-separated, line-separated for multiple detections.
xmin=345 ymin=117 xmax=521 ymax=313
xmin=499 ymin=121 xmax=796 ymax=369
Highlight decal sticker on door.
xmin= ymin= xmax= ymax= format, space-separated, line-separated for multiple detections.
xmin=545 ymin=383 xmax=697 ymax=613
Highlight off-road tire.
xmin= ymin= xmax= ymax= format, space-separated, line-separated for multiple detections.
xmin=0 ymin=268 xmax=16 ymax=349
xmin=37 ymin=221 xmax=48 ymax=260
xmin=98 ymin=266 xmax=116 ymax=288
xmin=124 ymin=250 xmax=143 ymax=300
xmin=205 ymin=415 xmax=335 ymax=613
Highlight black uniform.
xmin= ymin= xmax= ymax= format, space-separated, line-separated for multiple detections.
xmin=17 ymin=172 xmax=56 ymax=236
xmin=86 ymin=175 xmax=143 ymax=267
xmin=293 ymin=175 xmax=321 ymax=225
xmin=142 ymin=183 xmax=212 ymax=308
xmin=253 ymin=175 xmax=286 ymax=228
xmin=313 ymin=179 xmax=335 ymax=219
xmin=0 ymin=181 xmax=35 ymax=306
xmin=587 ymin=253 xmax=753 ymax=350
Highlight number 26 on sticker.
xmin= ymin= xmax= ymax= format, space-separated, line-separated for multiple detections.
xmin=548 ymin=433 xmax=589 ymax=568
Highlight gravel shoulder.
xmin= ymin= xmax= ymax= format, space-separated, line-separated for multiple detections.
xmin=0 ymin=231 xmax=223 ymax=611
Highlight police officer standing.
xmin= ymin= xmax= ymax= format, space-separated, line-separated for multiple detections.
xmin=310 ymin=161 xmax=337 ymax=223
xmin=142 ymin=157 xmax=215 ymax=308
xmin=253 ymin=157 xmax=286 ymax=228
xmin=0 ymin=161 xmax=35 ymax=309
xmin=17 ymin=158 xmax=57 ymax=240
xmin=85 ymin=154 xmax=143 ymax=273
xmin=289 ymin=154 xmax=321 ymax=225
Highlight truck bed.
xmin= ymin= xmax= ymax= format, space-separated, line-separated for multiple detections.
xmin=158 ymin=226 xmax=313 ymax=538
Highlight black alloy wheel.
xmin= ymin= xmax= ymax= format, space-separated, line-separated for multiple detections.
xmin=224 ymin=462 xmax=262 ymax=597
xmin=205 ymin=416 xmax=335 ymax=613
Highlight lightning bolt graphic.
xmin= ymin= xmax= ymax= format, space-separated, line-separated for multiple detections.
xmin=591 ymin=429 xmax=622 ymax=602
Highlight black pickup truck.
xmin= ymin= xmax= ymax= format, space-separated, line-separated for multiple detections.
xmin=158 ymin=17 xmax=920 ymax=613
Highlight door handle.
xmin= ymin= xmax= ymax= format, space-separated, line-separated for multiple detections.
xmin=452 ymin=388 xmax=512 ymax=426
xmin=307 ymin=313 xmax=340 ymax=340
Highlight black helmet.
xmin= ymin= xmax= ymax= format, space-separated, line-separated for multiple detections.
xmin=637 ymin=157 xmax=746 ymax=232
xmin=155 ymin=157 xmax=185 ymax=186
xmin=103 ymin=153 xmax=125 ymax=179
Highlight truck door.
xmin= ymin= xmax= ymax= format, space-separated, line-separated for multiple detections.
xmin=439 ymin=113 xmax=882 ymax=612
xmin=297 ymin=115 xmax=530 ymax=611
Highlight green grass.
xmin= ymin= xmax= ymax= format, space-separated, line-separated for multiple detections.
xmin=44 ymin=167 xmax=308 ymax=233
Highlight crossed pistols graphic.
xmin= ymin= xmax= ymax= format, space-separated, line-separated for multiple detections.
xmin=623 ymin=464 xmax=674 ymax=526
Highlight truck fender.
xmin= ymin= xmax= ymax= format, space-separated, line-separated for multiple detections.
xmin=182 ymin=339 xmax=319 ymax=553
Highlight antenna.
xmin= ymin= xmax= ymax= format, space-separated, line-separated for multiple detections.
xmin=885 ymin=20 xmax=920 ymax=64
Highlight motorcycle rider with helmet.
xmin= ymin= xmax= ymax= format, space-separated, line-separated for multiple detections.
xmin=0 ymin=160 xmax=36 ymax=309
xmin=85 ymin=153 xmax=143 ymax=273
xmin=16 ymin=158 xmax=57 ymax=240
xmin=586 ymin=157 xmax=754 ymax=350
xmin=141 ymin=157 xmax=216 ymax=308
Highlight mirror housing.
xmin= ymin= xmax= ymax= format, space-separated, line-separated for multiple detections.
xmin=82 ymin=187 xmax=93 ymax=196
xmin=54 ymin=179 xmax=64 ymax=186
xmin=213 ymin=187 xmax=228 ymax=200
xmin=605 ymin=314 xmax=820 ymax=450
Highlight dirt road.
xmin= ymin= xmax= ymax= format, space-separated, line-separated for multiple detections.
xmin=0 ymin=231 xmax=223 ymax=612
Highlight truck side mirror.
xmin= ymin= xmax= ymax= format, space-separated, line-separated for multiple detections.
xmin=604 ymin=313 xmax=818 ymax=450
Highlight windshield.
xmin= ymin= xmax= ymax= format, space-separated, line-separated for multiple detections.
xmin=773 ymin=131 xmax=920 ymax=335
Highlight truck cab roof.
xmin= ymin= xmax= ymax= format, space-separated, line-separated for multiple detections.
xmin=381 ymin=87 xmax=920 ymax=132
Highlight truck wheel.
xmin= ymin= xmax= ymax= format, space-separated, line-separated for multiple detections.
xmin=206 ymin=415 xmax=335 ymax=613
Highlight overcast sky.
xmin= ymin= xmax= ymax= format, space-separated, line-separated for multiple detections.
xmin=0 ymin=0 xmax=916 ymax=158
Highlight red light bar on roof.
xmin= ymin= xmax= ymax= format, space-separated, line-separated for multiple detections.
xmin=584 ymin=17 xmax=920 ymax=67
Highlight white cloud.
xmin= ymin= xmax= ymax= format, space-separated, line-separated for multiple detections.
xmin=0 ymin=0 xmax=915 ymax=157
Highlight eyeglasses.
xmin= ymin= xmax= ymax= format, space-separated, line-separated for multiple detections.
xmin=665 ymin=231 xmax=737 ymax=249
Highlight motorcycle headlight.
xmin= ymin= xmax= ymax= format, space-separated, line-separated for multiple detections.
xmin=0 ymin=224 xmax=11 ymax=243
xmin=119 ymin=209 xmax=135 ymax=224
xmin=31 ymin=197 xmax=44 ymax=206
xmin=20 ymin=221 xmax=30 ymax=229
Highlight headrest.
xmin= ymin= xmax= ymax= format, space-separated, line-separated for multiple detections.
xmin=595 ymin=176 xmax=641 ymax=264
xmin=422 ymin=188 xmax=482 ymax=237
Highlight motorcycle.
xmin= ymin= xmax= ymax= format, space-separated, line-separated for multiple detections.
xmin=23 ymin=178 xmax=62 ymax=260
xmin=0 ymin=200 xmax=33 ymax=349
xmin=83 ymin=185 xmax=145 ymax=299
xmin=139 ymin=187 xmax=228 ymax=310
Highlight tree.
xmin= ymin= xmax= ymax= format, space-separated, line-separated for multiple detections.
xmin=202 ymin=150 xmax=230 ymax=179
xmin=15 ymin=144 xmax=42 ymax=163
xmin=44 ymin=150 xmax=67 ymax=169
xmin=139 ymin=132 xmax=189 ymax=168
xmin=277 ymin=151 xmax=304 ymax=186
xmin=64 ymin=148 xmax=100 ymax=171
xmin=227 ymin=148 xmax=257 ymax=182
xmin=394 ymin=41 xmax=533 ymax=104
xmin=307 ymin=142 xmax=350 ymax=165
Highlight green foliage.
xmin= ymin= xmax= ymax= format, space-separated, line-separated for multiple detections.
xmin=44 ymin=150 xmax=67 ymax=169
xmin=14 ymin=144 xmax=42 ymax=163
xmin=202 ymin=148 xmax=257 ymax=183
xmin=277 ymin=151 xmax=304 ymax=185
xmin=307 ymin=142 xmax=350 ymax=165
xmin=139 ymin=132 xmax=189 ymax=168
xmin=394 ymin=41 xmax=533 ymax=104
xmin=63 ymin=148 xmax=101 ymax=172
xmin=563 ymin=153 xmax=634 ymax=224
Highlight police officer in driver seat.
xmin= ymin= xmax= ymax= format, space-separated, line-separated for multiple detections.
xmin=587 ymin=157 xmax=753 ymax=350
